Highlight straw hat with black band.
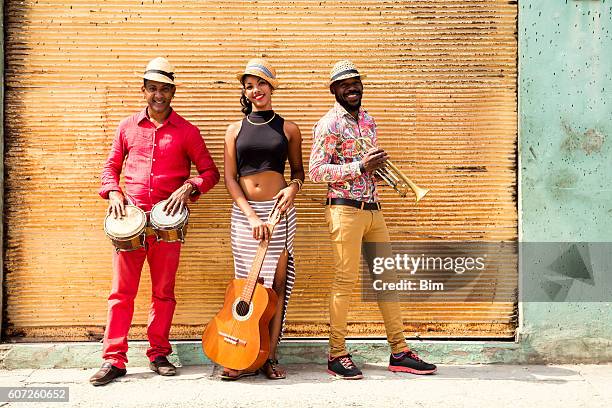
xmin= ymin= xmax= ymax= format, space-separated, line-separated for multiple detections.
xmin=137 ymin=57 xmax=177 ymax=86
xmin=328 ymin=60 xmax=366 ymax=86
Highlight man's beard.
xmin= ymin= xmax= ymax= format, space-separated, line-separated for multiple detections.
xmin=335 ymin=93 xmax=361 ymax=113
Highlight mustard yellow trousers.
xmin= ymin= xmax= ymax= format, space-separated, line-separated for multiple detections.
xmin=325 ymin=205 xmax=408 ymax=358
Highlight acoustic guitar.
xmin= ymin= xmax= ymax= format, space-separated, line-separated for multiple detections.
xmin=202 ymin=204 xmax=281 ymax=371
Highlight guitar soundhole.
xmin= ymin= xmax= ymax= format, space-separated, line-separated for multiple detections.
xmin=235 ymin=300 xmax=250 ymax=317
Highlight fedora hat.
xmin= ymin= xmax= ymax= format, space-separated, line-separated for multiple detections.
xmin=137 ymin=57 xmax=176 ymax=86
xmin=329 ymin=60 xmax=366 ymax=86
xmin=237 ymin=58 xmax=279 ymax=89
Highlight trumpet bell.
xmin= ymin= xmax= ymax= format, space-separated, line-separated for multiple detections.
xmin=413 ymin=186 xmax=429 ymax=202
xmin=356 ymin=137 xmax=430 ymax=203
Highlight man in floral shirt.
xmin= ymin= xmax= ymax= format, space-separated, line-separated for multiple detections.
xmin=309 ymin=60 xmax=436 ymax=379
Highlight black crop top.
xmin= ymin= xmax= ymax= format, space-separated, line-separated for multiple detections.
xmin=236 ymin=110 xmax=288 ymax=177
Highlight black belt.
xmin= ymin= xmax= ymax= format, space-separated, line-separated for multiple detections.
xmin=326 ymin=198 xmax=381 ymax=211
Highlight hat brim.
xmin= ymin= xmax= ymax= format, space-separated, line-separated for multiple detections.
xmin=329 ymin=73 xmax=366 ymax=86
xmin=237 ymin=70 xmax=279 ymax=89
xmin=136 ymin=72 xmax=177 ymax=86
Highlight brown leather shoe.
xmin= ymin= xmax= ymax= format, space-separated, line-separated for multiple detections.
xmin=149 ymin=356 xmax=177 ymax=376
xmin=89 ymin=362 xmax=127 ymax=386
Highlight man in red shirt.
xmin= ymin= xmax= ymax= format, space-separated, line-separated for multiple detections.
xmin=90 ymin=57 xmax=220 ymax=386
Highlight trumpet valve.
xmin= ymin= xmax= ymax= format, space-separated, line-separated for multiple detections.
xmin=395 ymin=184 xmax=410 ymax=198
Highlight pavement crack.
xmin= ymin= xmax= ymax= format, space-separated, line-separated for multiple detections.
xmin=20 ymin=369 xmax=36 ymax=384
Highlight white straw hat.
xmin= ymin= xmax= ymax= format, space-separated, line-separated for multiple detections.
xmin=329 ymin=60 xmax=366 ymax=86
xmin=137 ymin=57 xmax=176 ymax=85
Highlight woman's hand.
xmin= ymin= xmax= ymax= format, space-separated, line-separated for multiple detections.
xmin=247 ymin=214 xmax=271 ymax=241
xmin=273 ymin=183 xmax=299 ymax=214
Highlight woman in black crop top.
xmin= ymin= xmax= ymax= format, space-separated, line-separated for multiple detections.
xmin=223 ymin=58 xmax=304 ymax=380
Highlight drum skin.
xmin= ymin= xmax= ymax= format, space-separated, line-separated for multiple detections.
xmin=104 ymin=205 xmax=147 ymax=251
xmin=150 ymin=199 xmax=189 ymax=243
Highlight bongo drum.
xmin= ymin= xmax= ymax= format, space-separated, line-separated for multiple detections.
xmin=150 ymin=199 xmax=189 ymax=243
xmin=104 ymin=205 xmax=147 ymax=251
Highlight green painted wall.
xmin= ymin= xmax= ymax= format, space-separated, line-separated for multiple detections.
xmin=520 ymin=0 xmax=612 ymax=361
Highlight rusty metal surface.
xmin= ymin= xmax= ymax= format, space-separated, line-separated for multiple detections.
xmin=3 ymin=1 xmax=517 ymax=340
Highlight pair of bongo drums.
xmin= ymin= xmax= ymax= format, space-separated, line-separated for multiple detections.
xmin=104 ymin=199 xmax=189 ymax=251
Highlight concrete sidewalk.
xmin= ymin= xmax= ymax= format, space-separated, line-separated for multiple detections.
xmin=1 ymin=363 xmax=611 ymax=407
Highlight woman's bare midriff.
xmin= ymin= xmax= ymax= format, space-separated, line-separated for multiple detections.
xmin=239 ymin=170 xmax=287 ymax=201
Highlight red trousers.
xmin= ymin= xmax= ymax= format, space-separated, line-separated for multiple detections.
xmin=102 ymin=236 xmax=181 ymax=369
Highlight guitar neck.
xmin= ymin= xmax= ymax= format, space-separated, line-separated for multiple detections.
xmin=240 ymin=235 xmax=272 ymax=302
xmin=239 ymin=202 xmax=282 ymax=302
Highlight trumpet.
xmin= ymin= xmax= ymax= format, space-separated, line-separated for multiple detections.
xmin=355 ymin=138 xmax=429 ymax=202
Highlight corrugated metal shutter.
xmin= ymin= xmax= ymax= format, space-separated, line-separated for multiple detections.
xmin=3 ymin=0 xmax=517 ymax=340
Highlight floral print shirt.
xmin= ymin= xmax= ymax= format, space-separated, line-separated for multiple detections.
xmin=309 ymin=102 xmax=379 ymax=203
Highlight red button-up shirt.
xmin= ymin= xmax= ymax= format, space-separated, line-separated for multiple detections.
xmin=99 ymin=108 xmax=220 ymax=211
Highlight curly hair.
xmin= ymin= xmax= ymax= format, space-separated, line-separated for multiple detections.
xmin=240 ymin=90 xmax=252 ymax=116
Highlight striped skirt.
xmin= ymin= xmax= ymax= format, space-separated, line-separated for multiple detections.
xmin=230 ymin=200 xmax=296 ymax=340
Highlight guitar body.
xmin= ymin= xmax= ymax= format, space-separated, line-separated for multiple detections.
xmin=202 ymin=278 xmax=278 ymax=371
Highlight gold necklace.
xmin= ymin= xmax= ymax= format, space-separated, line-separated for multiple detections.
xmin=246 ymin=112 xmax=276 ymax=126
